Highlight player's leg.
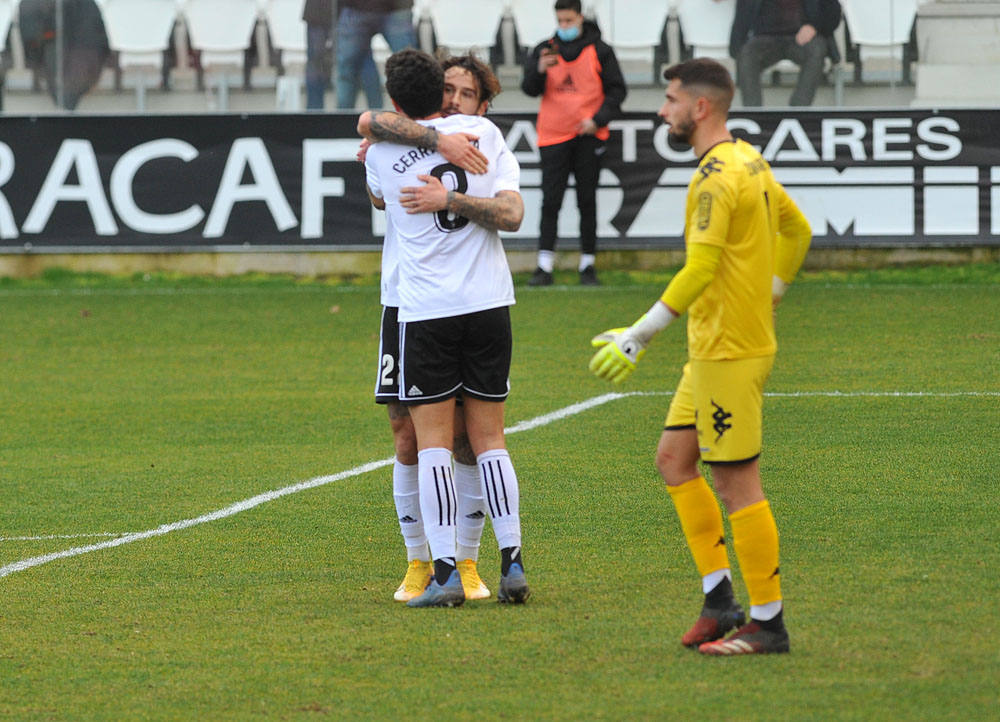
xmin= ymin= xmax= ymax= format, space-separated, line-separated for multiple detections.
xmin=786 ymin=34 xmax=827 ymax=107
xmin=572 ymin=135 xmax=603 ymax=285
xmin=399 ymin=317 xmax=465 ymax=607
xmin=461 ymin=306 xmax=530 ymax=603
xmin=530 ymin=140 xmax=574 ymax=286
xmin=657 ymin=363 xmax=744 ymax=647
xmin=690 ymin=356 xmax=789 ymax=655
xmin=375 ymin=306 xmax=431 ymax=601
xmin=453 ymin=403 xmax=490 ymax=600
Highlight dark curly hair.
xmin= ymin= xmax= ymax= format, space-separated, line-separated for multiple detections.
xmin=384 ymin=49 xmax=445 ymax=119
xmin=440 ymin=53 xmax=502 ymax=106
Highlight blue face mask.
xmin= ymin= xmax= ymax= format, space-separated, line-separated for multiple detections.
xmin=556 ymin=25 xmax=580 ymax=42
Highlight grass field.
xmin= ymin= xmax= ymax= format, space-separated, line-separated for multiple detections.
xmin=1 ymin=264 xmax=998 ymax=721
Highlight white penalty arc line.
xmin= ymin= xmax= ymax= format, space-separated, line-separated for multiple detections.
xmin=2 ymin=389 xmax=996 ymax=578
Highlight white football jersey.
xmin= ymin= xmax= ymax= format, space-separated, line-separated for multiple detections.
xmin=379 ymin=216 xmax=400 ymax=308
xmin=365 ymin=114 xmax=520 ymax=322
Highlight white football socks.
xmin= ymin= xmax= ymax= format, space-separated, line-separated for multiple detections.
xmin=417 ymin=447 xmax=457 ymax=562
xmin=478 ymin=449 xmax=521 ymax=550
xmin=454 ymin=461 xmax=485 ymax=562
xmin=392 ymin=460 xmax=428 ymax=562
xmin=579 ymin=253 xmax=596 ymax=272
xmin=537 ymin=249 xmax=555 ymax=273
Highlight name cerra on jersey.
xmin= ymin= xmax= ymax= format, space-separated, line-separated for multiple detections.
xmin=392 ymin=147 xmax=436 ymax=174
xmin=391 ymin=139 xmax=481 ymax=175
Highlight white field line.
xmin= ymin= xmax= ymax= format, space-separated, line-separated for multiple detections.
xmin=2 ymin=389 xmax=996 ymax=579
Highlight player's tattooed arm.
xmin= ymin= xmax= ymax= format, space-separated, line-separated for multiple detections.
xmin=400 ymin=175 xmax=523 ymax=231
xmin=445 ymin=189 xmax=524 ymax=232
xmin=365 ymin=110 xmax=439 ymax=149
xmin=357 ymin=111 xmax=488 ymax=174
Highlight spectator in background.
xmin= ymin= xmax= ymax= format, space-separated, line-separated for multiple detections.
xmin=729 ymin=0 xmax=842 ymax=107
xmin=303 ymin=0 xmax=381 ymax=110
xmin=335 ymin=0 xmax=416 ymax=110
xmin=521 ymin=0 xmax=626 ymax=287
xmin=18 ymin=0 xmax=110 ymax=111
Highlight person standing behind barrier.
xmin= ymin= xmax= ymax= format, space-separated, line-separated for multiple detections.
xmin=729 ymin=0 xmax=842 ymax=107
xmin=521 ymin=0 xmax=626 ymax=287
xmin=303 ymin=0 xmax=380 ymax=110
xmin=335 ymin=0 xmax=416 ymax=110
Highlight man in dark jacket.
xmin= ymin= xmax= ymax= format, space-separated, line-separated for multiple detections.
xmin=729 ymin=0 xmax=841 ymax=107
xmin=521 ymin=0 xmax=626 ymax=286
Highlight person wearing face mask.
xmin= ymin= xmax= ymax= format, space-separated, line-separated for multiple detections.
xmin=521 ymin=0 xmax=626 ymax=287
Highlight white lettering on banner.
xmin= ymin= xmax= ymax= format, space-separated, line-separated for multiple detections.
xmin=0 ymin=142 xmax=17 ymax=238
xmin=609 ymin=119 xmax=655 ymax=163
xmin=916 ymin=117 xmax=962 ymax=161
xmin=873 ymin=118 xmax=914 ymax=161
xmin=776 ymin=168 xmax=915 ymax=236
xmin=924 ymin=166 xmax=979 ymax=235
xmin=300 ymin=139 xmax=351 ymax=239
xmin=821 ymin=119 xmax=867 ymax=161
xmin=505 ymin=120 xmax=541 ymax=164
xmin=203 ymin=138 xmax=298 ymax=239
xmin=763 ymin=119 xmax=820 ymax=162
xmin=110 ymin=139 xmax=205 ymax=234
xmin=23 ymin=140 xmax=119 ymax=235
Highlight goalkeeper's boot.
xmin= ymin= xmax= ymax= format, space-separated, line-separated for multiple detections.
xmin=497 ymin=562 xmax=531 ymax=604
xmin=393 ymin=559 xmax=433 ymax=602
xmin=681 ymin=578 xmax=745 ymax=648
xmin=406 ymin=569 xmax=465 ymax=608
xmin=698 ymin=613 xmax=790 ymax=656
xmin=456 ymin=559 xmax=491 ymax=600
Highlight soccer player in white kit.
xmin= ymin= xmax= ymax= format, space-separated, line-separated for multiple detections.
xmin=364 ymin=49 xmax=530 ymax=607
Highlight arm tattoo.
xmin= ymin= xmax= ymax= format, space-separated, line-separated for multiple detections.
xmin=447 ymin=191 xmax=523 ymax=232
xmin=368 ymin=112 xmax=439 ymax=150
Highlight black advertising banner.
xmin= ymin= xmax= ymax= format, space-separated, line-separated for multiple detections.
xmin=1 ymin=109 xmax=999 ymax=252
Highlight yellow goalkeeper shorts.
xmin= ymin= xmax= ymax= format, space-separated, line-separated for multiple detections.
xmin=664 ymin=355 xmax=774 ymax=464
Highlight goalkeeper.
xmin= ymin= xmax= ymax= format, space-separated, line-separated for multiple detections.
xmin=590 ymin=58 xmax=811 ymax=656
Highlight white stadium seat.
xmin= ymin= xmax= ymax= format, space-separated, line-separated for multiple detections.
xmin=99 ymin=0 xmax=180 ymax=111
xmin=263 ymin=0 xmax=306 ymax=71
xmin=425 ymin=0 xmax=506 ymax=61
xmin=840 ymin=0 xmax=918 ymax=84
xmin=509 ymin=0 xmax=555 ymax=48
xmin=675 ymin=0 xmax=736 ymax=65
xmin=181 ymin=0 xmax=260 ymax=109
xmin=600 ymin=0 xmax=672 ymax=84
xmin=0 ymin=0 xmax=15 ymax=54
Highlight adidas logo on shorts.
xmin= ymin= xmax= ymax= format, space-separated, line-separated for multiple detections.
xmin=408 ymin=385 xmax=423 ymax=396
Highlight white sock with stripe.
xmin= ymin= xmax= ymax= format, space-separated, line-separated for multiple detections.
xmin=417 ymin=447 xmax=457 ymax=563
xmin=478 ymin=449 xmax=521 ymax=550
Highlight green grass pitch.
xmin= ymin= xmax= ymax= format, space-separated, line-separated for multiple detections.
xmin=1 ymin=264 xmax=998 ymax=720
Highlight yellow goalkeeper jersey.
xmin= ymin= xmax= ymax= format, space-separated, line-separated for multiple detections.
xmin=682 ymin=138 xmax=809 ymax=361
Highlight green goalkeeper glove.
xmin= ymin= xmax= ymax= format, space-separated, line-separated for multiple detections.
xmin=589 ymin=327 xmax=647 ymax=384
xmin=588 ymin=302 xmax=677 ymax=385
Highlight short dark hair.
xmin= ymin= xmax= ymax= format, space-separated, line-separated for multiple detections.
xmin=555 ymin=0 xmax=582 ymax=13
xmin=384 ymin=49 xmax=444 ymax=119
xmin=441 ymin=53 xmax=502 ymax=106
xmin=662 ymin=57 xmax=735 ymax=111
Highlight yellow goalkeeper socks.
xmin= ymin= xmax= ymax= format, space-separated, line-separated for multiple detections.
xmin=730 ymin=499 xmax=782 ymax=607
xmin=667 ymin=476 xmax=730 ymax=577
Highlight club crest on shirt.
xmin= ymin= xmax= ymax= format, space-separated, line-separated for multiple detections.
xmin=696 ymin=156 xmax=725 ymax=186
xmin=697 ymin=192 xmax=712 ymax=231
